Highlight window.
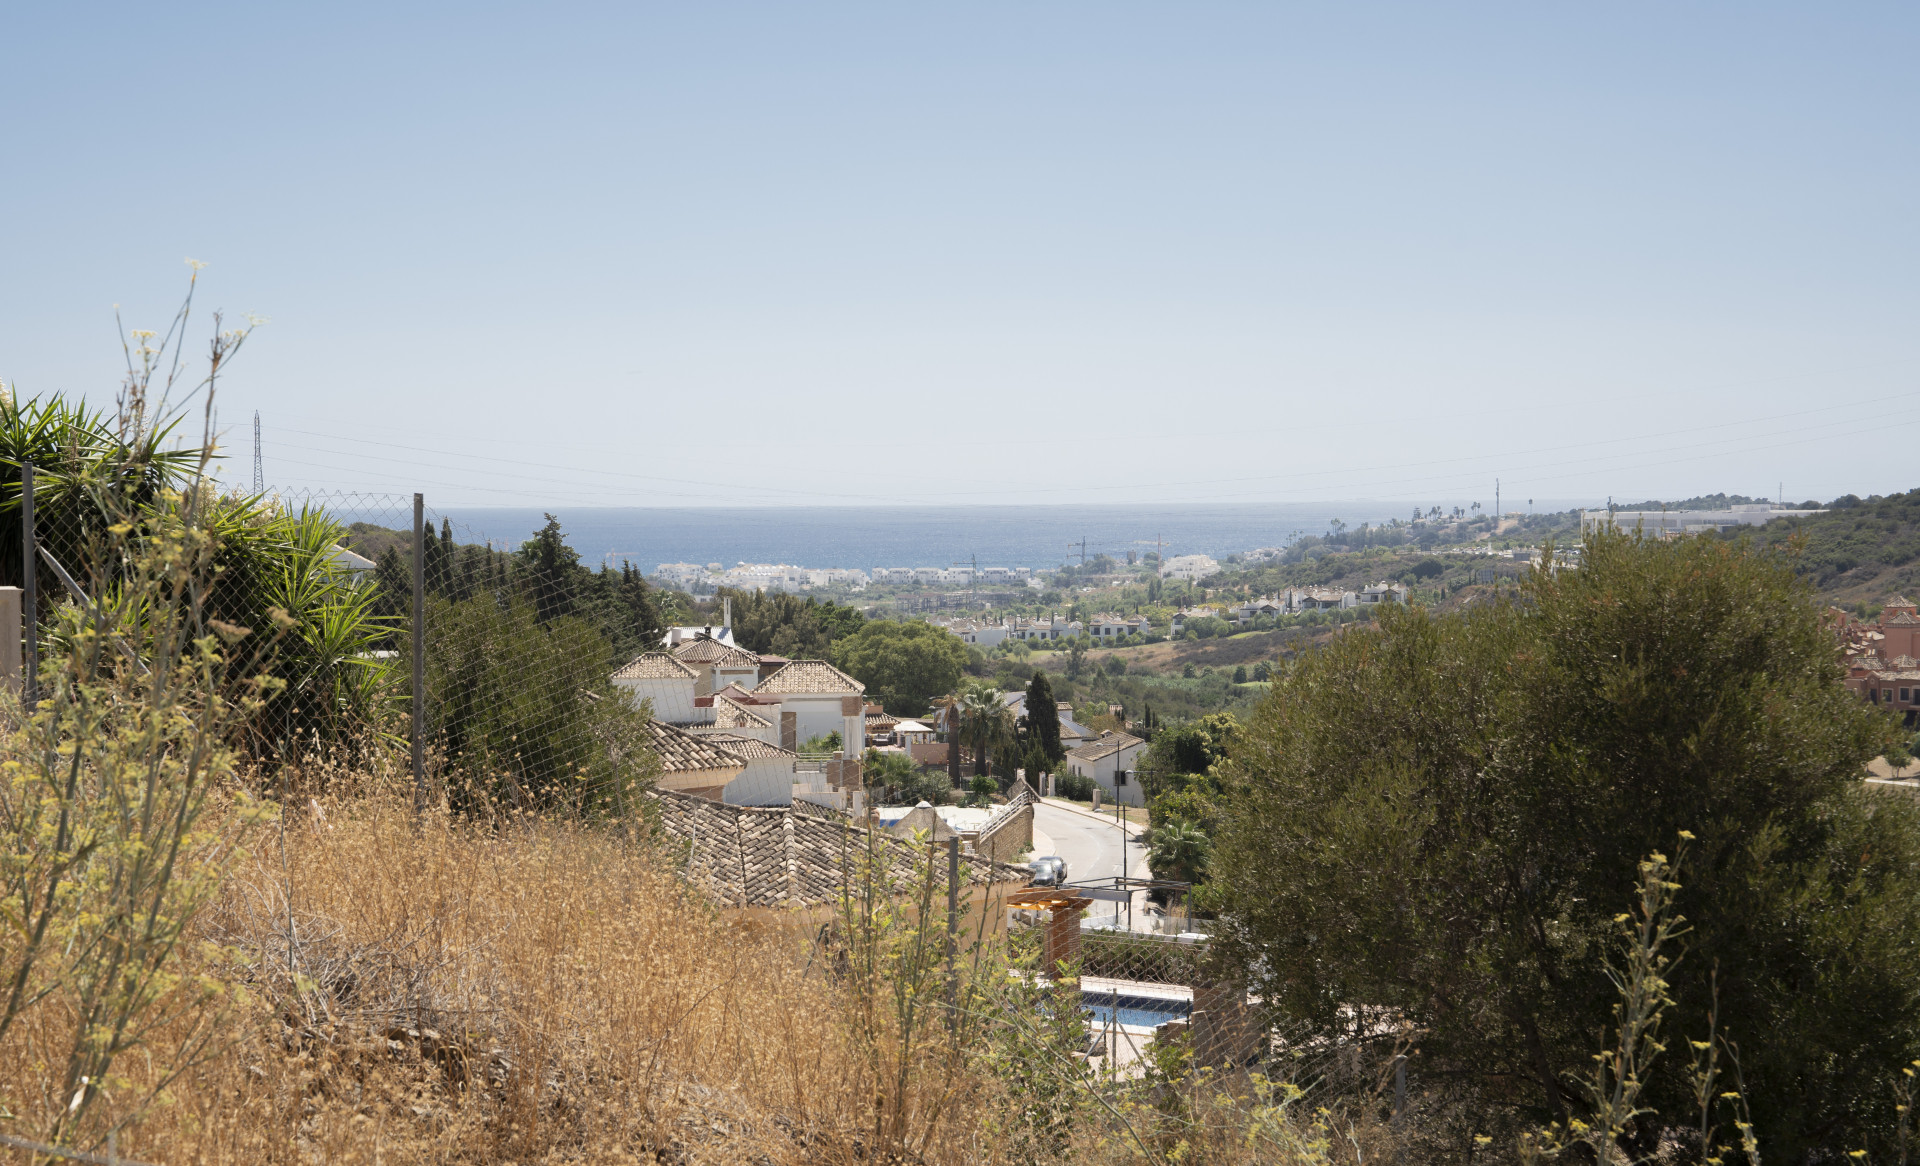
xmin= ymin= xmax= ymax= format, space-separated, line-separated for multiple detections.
xmin=1887 ymin=689 xmax=1896 ymax=703
xmin=1115 ymin=770 xmax=1128 ymax=786
xmin=1904 ymin=689 xmax=1912 ymax=703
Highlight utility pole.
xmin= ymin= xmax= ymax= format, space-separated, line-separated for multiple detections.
xmin=252 ymin=411 xmax=263 ymax=493
xmin=1495 ymin=479 xmax=1500 ymax=525
xmin=412 ymin=494 xmax=426 ymax=813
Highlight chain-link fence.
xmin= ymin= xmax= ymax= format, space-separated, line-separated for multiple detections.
xmin=1005 ymin=883 xmax=1404 ymax=1106
xmin=7 ymin=477 xmax=662 ymax=817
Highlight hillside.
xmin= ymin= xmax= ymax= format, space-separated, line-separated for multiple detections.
xmin=1727 ymin=488 xmax=1920 ymax=612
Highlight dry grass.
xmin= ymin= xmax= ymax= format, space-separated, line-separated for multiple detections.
xmin=0 ymin=787 xmax=1390 ymax=1166
xmin=1 ymin=795 xmax=975 ymax=1164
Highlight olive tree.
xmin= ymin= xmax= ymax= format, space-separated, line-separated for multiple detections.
xmin=1213 ymin=527 xmax=1920 ymax=1156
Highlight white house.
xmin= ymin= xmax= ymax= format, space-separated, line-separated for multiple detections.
xmin=1086 ymin=613 xmax=1151 ymax=639
xmin=1066 ymin=731 xmax=1147 ymax=807
xmin=611 ymin=652 xmax=702 ymax=723
xmin=704 ymin=733 xmax=802 ymax=806
xmin=645 ymin=720 xmax=747 ymax=800
xmin=1283 ymin=587 xmax=1355 ymax=612
xmin=1159 ymin=554 xmax=1220 ymax=581
xmin=1357 ymin=581 xmax=1410 ymax=605
xmin=1170 ymin=607 xmax=1223 ymax=635
xmin=672 ymin=635 xmax=763 ymax=694
xmin=753 ymin=660 xmax=867 ymax=753
xmin=1232 ymin=597 xmax=1286 ymax=624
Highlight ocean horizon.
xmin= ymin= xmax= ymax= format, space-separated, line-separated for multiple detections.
xmin=342 ymin=500 xmax=1602 ymax=573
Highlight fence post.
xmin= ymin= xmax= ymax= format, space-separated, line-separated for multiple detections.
xmin=0 ymin=587 xmax=18 ymax=693
xmin=946 ymin=835 xmax=959 ymax=1030
xmin=411 ymin=493 xmax=425 ymax=812
xmin=21 ymin=460 xmax=34 ymax=706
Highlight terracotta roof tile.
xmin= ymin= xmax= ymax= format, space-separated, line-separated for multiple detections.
xmin=703 ymin=733 xmax=795 ymax=761
xmin=1067 ymin=731 xmax=1144 ymax=763
xmin=613 ymin=652 xmax=699 ymax=681
xmin=646 ymin=789 xmax=1029 ymax=909
xmin=646 ymin=720 xmax=747 ymax=775
xmin=755 ymin=659 xmax=865 ymax=695
xmin=714 ymin=695 xmax=774 ymax=731
xmin=672 ymin=638 xmax=763 ymax=668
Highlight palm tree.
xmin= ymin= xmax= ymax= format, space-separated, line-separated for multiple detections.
xmin=956 ymin=683 xmax=1013 ymax=779
xmin=1148 ymin=820 xmax=1209 ymax=886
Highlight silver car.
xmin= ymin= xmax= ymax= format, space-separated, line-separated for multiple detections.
xmin=1028 ymin=856 xmax=1069 ymax=886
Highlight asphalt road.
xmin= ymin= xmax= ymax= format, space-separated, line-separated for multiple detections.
xmin=1031 ymin=799 xmax=1149 ymax=928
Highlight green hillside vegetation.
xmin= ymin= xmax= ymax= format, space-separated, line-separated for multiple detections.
xmin=1724 ymin=487 xmax=1920 ymax=609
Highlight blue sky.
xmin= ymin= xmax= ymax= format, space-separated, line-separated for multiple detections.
xmin=2 ymin=4 xmax=1915 ymax=508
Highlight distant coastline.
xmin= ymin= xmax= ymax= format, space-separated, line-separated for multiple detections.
xmin=417 ymin=502 xmax=1600 ymax=573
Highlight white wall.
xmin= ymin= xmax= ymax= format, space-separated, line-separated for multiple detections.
xmin=723 ymin=756 xmax=797 ymax=806
xmin=1070 ymin=745 xmax=1146 ymax=807
xmin=614 ymin=676 xmax=697 ymax=723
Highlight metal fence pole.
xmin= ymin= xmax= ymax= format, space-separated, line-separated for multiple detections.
xmin=946 ymin=835 xmax=959 ymax=1029
xmin=21 ymin=460 xmax=35 ymax=706
xmin=411 ymin=492 xmax=426 ymax=812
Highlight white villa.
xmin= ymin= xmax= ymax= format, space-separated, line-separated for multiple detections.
xmin=610 ymin=624 xmax=871 ymax=811
xmin=1066 ymin=731 xmax=1147 ymax=807
xmin=1158 ymin=554 xmax=1221 ymax=581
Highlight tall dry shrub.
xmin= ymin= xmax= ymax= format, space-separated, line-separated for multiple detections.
xmin=0 ymin=484 xmax=275 ymax=1151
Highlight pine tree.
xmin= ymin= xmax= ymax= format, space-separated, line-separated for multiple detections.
xmin=517 ymin=513 xmax=581 ymax=624
xmin=1024 ymin=671 xmax=1064 ymax=764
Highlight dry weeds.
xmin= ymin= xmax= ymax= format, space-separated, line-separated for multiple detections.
xmin=0 ymin=787 xmax=1388 ymax=1165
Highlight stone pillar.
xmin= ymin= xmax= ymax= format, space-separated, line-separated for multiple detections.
xmin=1042 ymin=903 xmax=1086 ymax=980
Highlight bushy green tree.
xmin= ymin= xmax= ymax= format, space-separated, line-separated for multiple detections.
xmin=720 ymin=586 xmax=864 ymax=658
xmin=1213 ymin=529 xmax=1920 ymax=1154
xmin=409 ymin=592 xmax=656 ymax=815
xmin=831 ymin=620 xmax=967 ymax=716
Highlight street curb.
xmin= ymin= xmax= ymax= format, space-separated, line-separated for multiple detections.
xmin=1038 ymin=797 xmax=1146 ymax=842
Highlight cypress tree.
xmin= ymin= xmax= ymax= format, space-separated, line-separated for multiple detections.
xmin=620 ymin=562 xmax=665 ymax=652
xmin=437 ymin=517 xmax=455 ymax=596
xmin=1024 ymin=671 xmax=1064 ymax=764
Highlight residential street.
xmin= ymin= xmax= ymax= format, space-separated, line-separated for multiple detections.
xmin=1031 ymin=798 xmax=1152 ymax=929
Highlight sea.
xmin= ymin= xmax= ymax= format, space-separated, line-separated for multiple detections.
xmin=419 ymin=503 xmax=1418 ymax=572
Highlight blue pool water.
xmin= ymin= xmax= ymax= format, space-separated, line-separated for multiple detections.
xmin=1082 ymin=991 xmax=1190 ymax=1029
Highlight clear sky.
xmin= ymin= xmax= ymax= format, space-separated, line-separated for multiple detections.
xmin=2 ymin=4 xmax=1915 ymax=509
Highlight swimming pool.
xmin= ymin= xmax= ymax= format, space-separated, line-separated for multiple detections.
xmin=1081 ymin=990 xmax=1191 ymax=1029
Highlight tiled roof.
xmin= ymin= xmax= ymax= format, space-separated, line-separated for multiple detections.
xmin=1890 ymin=595 xmax=1916 ymax=608
xmin=703 ymin=733 xmax=795 ymax=761
xmin=672 ymin=638 xmax=763 ymax=668
xmin=713 ymin=695 xmax=774 ymax=730
xmin=646 ymin=720 xmax=747 ymax=775
xmin=613 ymin=652 xmax=699 ymax=681
xmin=755 ymin=659 xmax=865 ymax=694
xmin=713 ymin=682 xmax=782 ymax=706
xmin=1893 ymin=656 xmax=1919 ymax=668
xmin=865 ymin=712 xmax=899 ymax=729
xmin=1067 ymin=731 xmax=1144 ymax=763
xmin=646 ymin=789 xmax=1029 ymax=909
